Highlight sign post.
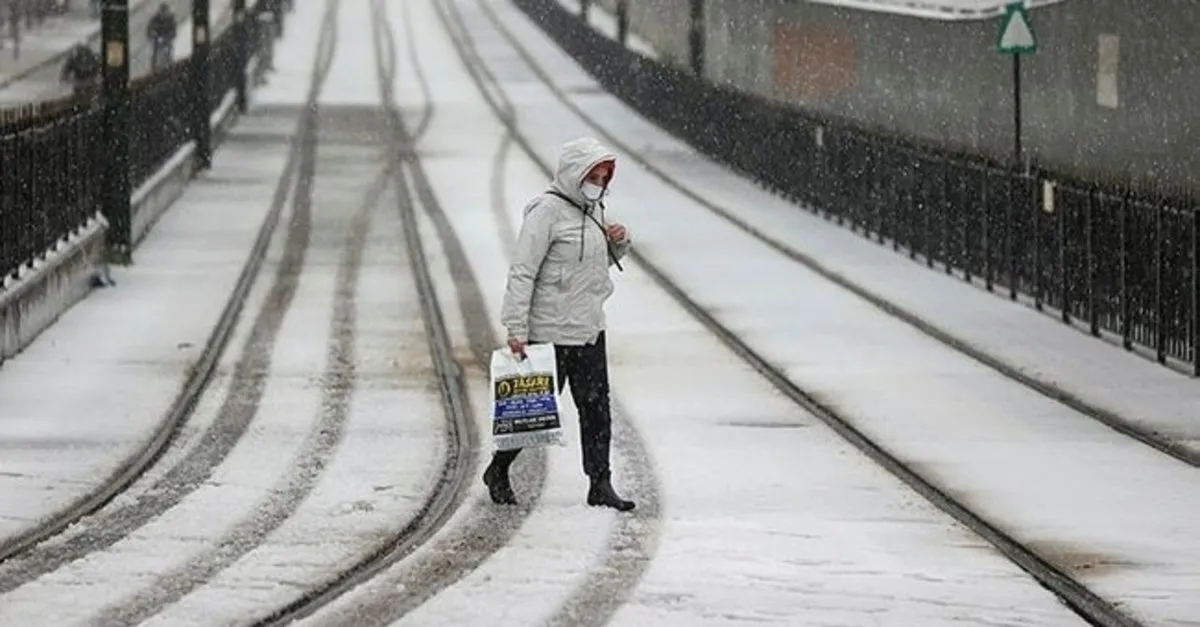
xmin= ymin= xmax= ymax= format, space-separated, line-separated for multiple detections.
xmin=996 ymin=2 xmax=1036 ymax=300
xmin=997 ymin=1 xmax=1036 ymax=166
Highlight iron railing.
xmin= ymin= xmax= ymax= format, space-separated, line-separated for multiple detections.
xmin=1 ymin=1 xmax=283 ymax=289
xmin=514 ymin=0 xmax=1200 ymax=374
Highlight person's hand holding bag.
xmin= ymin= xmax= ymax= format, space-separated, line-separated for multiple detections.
xmin=507 ymin=337 xmax=527 ymax=360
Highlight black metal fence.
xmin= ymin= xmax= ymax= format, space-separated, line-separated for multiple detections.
xmin=514 ymin=0 xmax=1200 ymax=375
xmin=0 ymin=100 xmax=101 ymax=282
xmin=1 ymin=1 xmax=282 ymax=291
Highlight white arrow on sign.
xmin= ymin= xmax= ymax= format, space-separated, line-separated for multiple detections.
xmin=999 ymin=8 xmax=1035 ymax=51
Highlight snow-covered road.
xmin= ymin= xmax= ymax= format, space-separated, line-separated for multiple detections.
xmin=0 ymin=0 xmax=1195 ymax=624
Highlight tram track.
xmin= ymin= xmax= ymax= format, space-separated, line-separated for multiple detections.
xmin=245 ymin=1 xmax=486 ymax=622
xmin=436 ymin=1 xmax=1147 ymax=625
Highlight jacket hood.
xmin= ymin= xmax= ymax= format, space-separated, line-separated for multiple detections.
xmin=549 ymin=137 xmax=616 ymax=208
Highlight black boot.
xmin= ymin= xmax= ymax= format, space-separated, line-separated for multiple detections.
xmin=483 ymin=456 xmax=517 ymax=505
xmin=587 ymin=471 xmax=634 ymax=511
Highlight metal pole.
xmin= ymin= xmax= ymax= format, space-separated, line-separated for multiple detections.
xmin=192 ymin=0 xmax=211 ymax=169
xmin=1013 ymin=55 xmax=1022 ymax=169
xmin=689 ymin=0 xmax=704 ymax=76
xmin=233 ymin=0 xmax=247 ymax=112
xmin=615 ymin=0 xmax=628 ymax=47
xmin=101 ymin=0 xmax=132 ymax=263
xmin=1007 ymin=53 xmax=1021 ymax=299
xmin=579 ymin=0 xmax=590 ymax=21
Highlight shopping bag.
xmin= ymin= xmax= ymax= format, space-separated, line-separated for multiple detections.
xmin=490 ymin=344 xmax=564 ymax=450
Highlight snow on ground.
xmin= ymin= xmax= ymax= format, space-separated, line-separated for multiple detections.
xmin=0 ymin=37 xmax=317 ymax=627
xmin=135 ymin=9 xmax=448 ymax=623
xmin=137 ymin=161 xmax=443 ymax=627
xmin=0 ymin=0 xmax=305 ymax=595
xmin=289 ymin=2 xmax=616 ymax=623
xmin=311 ymin=0 xmax=1084 ymax=624
xmin=1 ymin=3 xmax=449 ymax=622
xmin=0 ymin=95 xmax=295 ymax=552
xmin=1 ymin=0 xmax=1190 ymax=624
xmin=456 ymin=1 xmax=1200 ymax=624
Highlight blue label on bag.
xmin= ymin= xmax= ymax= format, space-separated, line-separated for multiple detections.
xmin=492 ymin=373 xmax=558 ymax=437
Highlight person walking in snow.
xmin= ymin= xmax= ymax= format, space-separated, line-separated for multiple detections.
xmin=484 ymin=136 xmax=635 ymax=512
xmin=146 ymin=3 xmax=177 ymax=71
xmin=60 ymin=43 xmax=101 ymax=96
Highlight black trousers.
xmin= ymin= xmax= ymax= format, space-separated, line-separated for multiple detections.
xmin=493 ymin=332 xmax=612 ymax=478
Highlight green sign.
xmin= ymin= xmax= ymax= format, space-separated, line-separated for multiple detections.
xmin=997 ymin=2 xmax=1036 ymax=55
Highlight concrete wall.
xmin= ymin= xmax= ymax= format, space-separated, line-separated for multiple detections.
xmin=0 ymin=217 xmax=109 ymax=363
xmin=618 ymin=0 xmax=1200 ymax=192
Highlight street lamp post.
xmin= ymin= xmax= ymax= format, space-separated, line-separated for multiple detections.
xmin=101 ymin=0 xmax=132 ymax=262
xmin=192 ymin=0 xmax=211 ymax=169
xmin=233 ymin=0 xmax=247 ymax=112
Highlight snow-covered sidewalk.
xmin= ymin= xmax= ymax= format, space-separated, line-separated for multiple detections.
xmin=0 ymin=0 xmax=308 ymax=559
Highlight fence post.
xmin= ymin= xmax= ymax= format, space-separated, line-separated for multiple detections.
xmin=1033 ymin=177 xmax=1043 ymax=310
xmin=1057 ymin=183 xmax=1069 ymax=323
xmin=1191 ymin=205 xmax=1199 ymax=376
xmin=1086 ymin=189 xmax=1098 ymax=336
xmin=101 ymin=0 xmax=132 ymax=263
xmin=1119 ymin=196 xmax=1131 ymax=349
xmin=1005 ymin=174 xmax=1017 ymax=299
xmin=192 ymin=0 xmax=211 ymax=169
xmin=1154 ymin=201 xmax=1165 ymax=364
xmin=233 ymin=0 xmax=248 ymax=112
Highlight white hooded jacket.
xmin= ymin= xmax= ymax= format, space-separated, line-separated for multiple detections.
xmin=501 ymin=137 xmax=631 ymax=346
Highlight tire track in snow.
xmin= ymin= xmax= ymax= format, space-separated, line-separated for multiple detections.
xmin=399 ymin=0 xmax=435 ymax=142
xmin=91 ymin=114 xmax=405 ymax=627
xmin=0 ymin=4 xmax=337 ymax=596
xmin=280 ymin=1 xmax=550 ymax=623
xmin=240 ymin=4 xmax=490 ymax=621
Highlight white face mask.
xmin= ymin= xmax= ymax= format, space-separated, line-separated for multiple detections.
xmin=581 ymin=181 xmax=606 ymax=202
